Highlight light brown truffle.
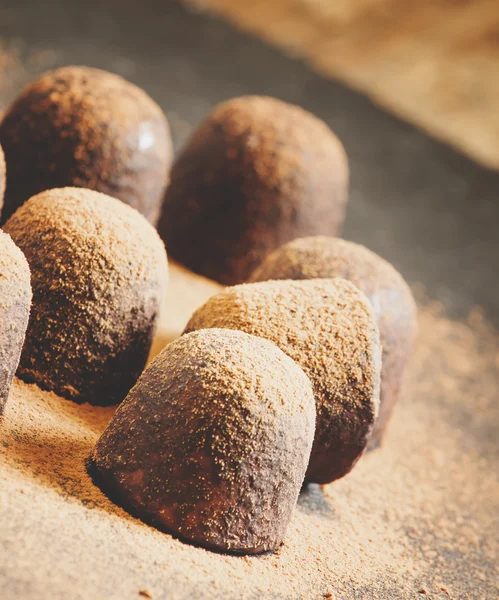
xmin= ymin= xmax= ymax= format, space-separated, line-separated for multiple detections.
xmin=185 ymin=279 xmax=381 ymax=484
xmin=250 ymin=236 xmax=418 ymax=448
xmin=158 ymin=95 xmax=348 ymax=285
xmin=3 ymin=187 xmax=168 ymax=405
xmin=89 ymin=328 xmax=315 ymax=554
xmin=0 ymin=230 xmax=31 ymax=413
xmin=0 ymin=66 xmax=173 ymax=224
xmin=0 ymin=143 xmax=6 ymax=214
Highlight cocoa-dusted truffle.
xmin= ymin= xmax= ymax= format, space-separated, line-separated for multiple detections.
xmin=185 ymin=279 xmax=381 ymax=484
xmin=3 ymin=187 xmax=168 ymax=405
xmin=250 ymin=236 xmax=417 ymax=448
xmin=0 ymin=143 xmax=5 ymax=214
xmin=0 ymin=66 xmax=172 ymax=224
xmin=89 ymin=328 xmax=315 ymax=554
xmin=0 ymin=231 xmax=31 ymax=413
xmin=158 ymin=96 xmax=348 ymax=285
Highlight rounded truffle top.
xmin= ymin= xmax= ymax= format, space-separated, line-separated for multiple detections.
xmin=195 ymin=96 xmax=348 ymax=190
xmin=116 ymin=327 xmax=315 ymax=440
xmin=250 ymin=236 xmax=416 ymax=322
xmin=4 ymin=187 xmax=168 ymax=290
xmin=0 ymin=66 xmax=172 ymax=223
xmin=158 ymin=95 xmax=349 ymax=285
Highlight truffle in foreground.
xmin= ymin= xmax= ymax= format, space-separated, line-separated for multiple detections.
xmin=185 ymin=279 xmax=381 ymax=484
xmin=3 ymin=187 xmax=168 ymax=405
xmin=158 ymin=95 xmax=349 ymax=285
xmin=0 ymin=231 xmax=31 ymax=413
xmin=0 ymin=66 xmax=172 ymax=224
xmin=89 ymin=328 xmax=315 ymax=554
xmin=250 ymin=236 xmax=417 ymax=448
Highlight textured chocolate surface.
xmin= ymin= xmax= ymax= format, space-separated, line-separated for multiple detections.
xmin=3 ymin=187 xmax=168 ymax=405
xmin=0 ymin=230 xmax=31 ymax=413
xmin=250 ymin=236 xmax=418 ymax=447
xmin=0 ymin=144 xmax=5 ymax=215
xmin=185 ymin=278 xmax=381 ymax=484
xmin=158 ymin=95 xmax=348 ymax=285
xmin=0 ymin=66 xmax=172 ymax=224
xmin=90 ymin=328 xmax=315 ymax=554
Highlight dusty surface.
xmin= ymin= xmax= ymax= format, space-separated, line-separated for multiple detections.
xmin=0 ymin=263 xmax=498 ymax=599
xmin=192 ymin=0 xmax=499 ymax=170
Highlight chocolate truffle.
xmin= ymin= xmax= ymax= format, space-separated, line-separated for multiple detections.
xmin=185 ymin=279 xmax=381 ymax=484
xmin=158 ymin=95 xmax=348 ymax=285
xmin=250 ymin=236 xmax=418 ymax=448
xmin=89 ymin=328 xmax=315 ymax=554
xmin=0 ymin=66 xmax=172 ymax=224
xmin=3 ymin=187 xmax=168 ymax=405
xmin=0 ymin=231 xmax=31 ymax=413
xmin=0 ymin=143 xmax=6 ymax=214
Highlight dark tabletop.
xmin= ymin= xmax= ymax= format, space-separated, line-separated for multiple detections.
xmin=0 ymin=0 xmax=498 ymax=321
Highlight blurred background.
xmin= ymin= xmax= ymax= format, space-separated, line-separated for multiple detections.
xmin=1 ymin=0 xmax=498 ymax=323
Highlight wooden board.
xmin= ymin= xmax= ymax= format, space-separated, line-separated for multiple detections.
xmin=190 ymin=0 xmax=499 ymax=170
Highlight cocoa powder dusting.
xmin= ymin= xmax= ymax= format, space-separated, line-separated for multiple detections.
xmin=3 ymin=187 xmax=168 ymax=405
xmin=0 ymin=292 xmax=497 ymax=599
xmin=185 ymin=278 xmax=381 ymax=484
xmin=90 ymin=328 xmax=315 ymax=554
xmin=0 ymin=66 xmax=173 ymax=223
xmin=249 ymin=236 xmax=418 ymax=448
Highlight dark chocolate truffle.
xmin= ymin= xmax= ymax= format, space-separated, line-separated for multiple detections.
xmin=0 ymin=66 xmax=172 ymax=224
xmin=158 ymin=95 xmax=348 ymax=285
xmin=3 ymin=187 xmax=168 ymax=405
xmin=0 ymin=230 xmax=31 ymax=413
xmin=185 ymin=279 xmax=381 ymax=484
xmin=0 ymin=143 xmax=6 ymax=214
xmin=89 ymin=328 xmax=315 ymax=554
xmin=249 ymin=236 xmax=418 ymax=448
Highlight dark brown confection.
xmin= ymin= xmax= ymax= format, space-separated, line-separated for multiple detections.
xmin=0 ymin=230 xmax=31 ymax=413
xmin=185 ymin=279 xmax=381 ymax=484
xmin=0 ymin=144 xmax=6 ymax=214
xmin=89 ymin=328 xmax=316 ymax=555
xmin=3 ymin=187 xmax=168 ymax=406
xmin=0 ymin=66 xmax=173 ymax=224
xmin=250 ymin=236 xmax=418 ymax=448
xmin=158 ymin=95 xmax=349 ymax=285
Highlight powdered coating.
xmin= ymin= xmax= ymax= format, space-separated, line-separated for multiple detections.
xmin=185 ymin=278 xmax=381 ymax=484
xmin=90 ymin=328 xmax=316 ymax=554
xmin=0 ymin=230 xmax=31 ymax=413
xmin=3 ymin=187 xmax=168 ymax=405
xmin=158 ymin=95 xmax=349 ymax=285
xmin=0 ymin=143 xmax=5 ymax=214
xmin=250 ymin=236 xmax=417 ymax=447
xmin=0 ymin=66 xmax=173 ymax=224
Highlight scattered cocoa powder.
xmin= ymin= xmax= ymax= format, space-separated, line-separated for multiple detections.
xmin=0 ymin=272 xmax=497 ymax=598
